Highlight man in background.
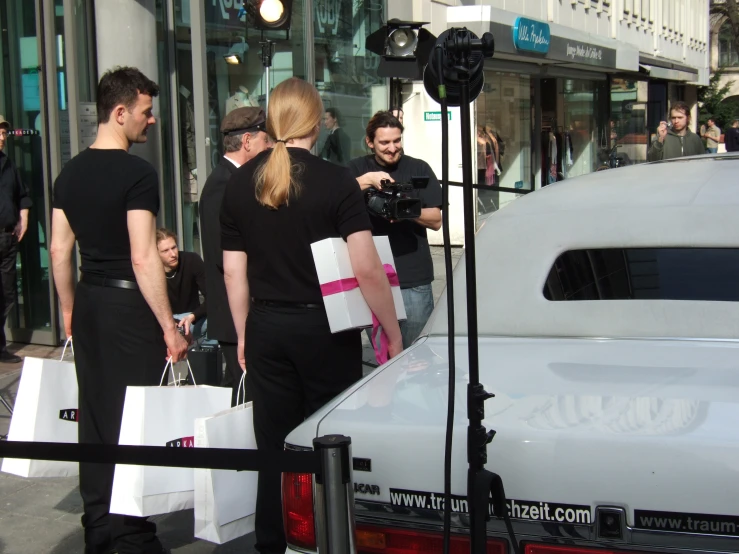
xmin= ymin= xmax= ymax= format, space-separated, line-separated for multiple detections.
xmin=157 ymin=228 xmax=207 ymax=339
xmin=648 ymin=101 xmax=704 ymax=161
xmin=199 ymin=107 xmax=271 ymax=405
xmin=319 ymin=107 xmax=351 ymax=166
xmin=0 ymin=116 xmax=31 ymax=364
xmin=724 ymin=119 xmax=739 ymax=152
xmin=701 ymin=118 xmax=721 ymax=153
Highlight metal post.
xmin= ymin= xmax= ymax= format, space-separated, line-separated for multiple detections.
xmin=261 ymin=40 xmax=275 ymax=110
xmin=313 ymin=435 xmax=356 ymax=554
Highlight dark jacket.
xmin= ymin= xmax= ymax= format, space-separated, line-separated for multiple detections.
xmin=647 ymin=128 xmax=704 ymax=162
xmin=0 ymin=152 xmax=32 ymax=229
xmin=725 ymin=127 xmax=739 ymax=152
xmin=319 ymin=127 xmax=351 ymax=166
xmin=199 ymin=157 xmax=238 ymax=343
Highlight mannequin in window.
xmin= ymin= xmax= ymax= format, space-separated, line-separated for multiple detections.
xmin=225 ymin=85 xmax=253 ymax=114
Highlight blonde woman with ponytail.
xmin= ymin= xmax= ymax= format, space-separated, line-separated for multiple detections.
xmin=221 ymin=77 xmax=402 ymax=553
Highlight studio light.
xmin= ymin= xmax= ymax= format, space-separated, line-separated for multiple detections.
xmin=243 ymin=0 xmax=293 ymax=31
xmin=224 ymin=38 xmax=249 ymax=65
xmin=365 ymin=19 xmax=436 ymax=80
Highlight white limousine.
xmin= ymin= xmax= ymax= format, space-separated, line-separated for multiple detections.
xmin=284 ymin=154 xmax=739 ymax=554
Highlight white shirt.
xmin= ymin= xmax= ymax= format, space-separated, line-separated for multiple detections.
xmin=224 ymin=156 xmax=241 ymax=169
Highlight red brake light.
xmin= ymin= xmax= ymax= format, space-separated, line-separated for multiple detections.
xmin=282 ymin=472 xmax=316 ymax=550
xmin=356 ymin=524 xmax=507 ymax=554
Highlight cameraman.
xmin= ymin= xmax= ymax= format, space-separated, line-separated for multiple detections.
xmin=348 ymin=111 xmax=442 ymax=348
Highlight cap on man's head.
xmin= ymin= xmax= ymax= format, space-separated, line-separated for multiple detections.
xmin=221 ymin=107 xmax=266 ymax=136
xmin=0 ymin=115 xmax=11 ymax=130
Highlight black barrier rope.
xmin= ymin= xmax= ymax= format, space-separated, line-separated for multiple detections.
xmin=0 ymin=441 xmax=319 ymax=474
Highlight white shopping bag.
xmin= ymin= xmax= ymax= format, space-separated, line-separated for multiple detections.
xmin=194 ymin=373 xmax=257 ymax=544
xmin=109 ymin=359 xmax=231 ymax=517
xmin=2 ymin=339 xmax=79 ymax=478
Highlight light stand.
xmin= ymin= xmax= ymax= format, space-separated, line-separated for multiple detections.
xmin=260 ymin=39 xmax=275 ymax=109
xmin=424 ymin=29 xmax=519 ymax=554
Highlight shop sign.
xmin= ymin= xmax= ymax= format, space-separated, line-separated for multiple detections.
xmin=315 ymin=0 xmax=353 ymax=40
xmin=512 ymin=17 xmax=550 ymax=54
xmin=549 ymin=36 xmax=618 ymax=68
xmin=205 ymin=0 xmax=246 ymax=29
xmin=424 ymin=111 xmax=452 ymax=122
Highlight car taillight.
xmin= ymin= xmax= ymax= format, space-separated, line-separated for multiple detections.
xmin=283 ymin=472 xmax=316 ymax=550
xmin=525 ymin=545 xmax=653 ymax=554
xmin=356 ymin=524 xmax=507 ymax=553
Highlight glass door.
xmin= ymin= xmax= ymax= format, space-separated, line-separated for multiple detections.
xmin=0 ymin=0 xmax=87 ymax=345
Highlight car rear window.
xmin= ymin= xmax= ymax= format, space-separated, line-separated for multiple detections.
xmin=543 ymin=248 xmax=739 ymax=301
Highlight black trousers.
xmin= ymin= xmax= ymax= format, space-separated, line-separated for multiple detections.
xmin=245 ymin=303 xmax=362 ymax=554
xmin=0 ymin=230 xmax=18 ymax=351
xmin=219 ymin=341 xmax=252 ymax=405
xmin=72 ymin=281 xmax=167 ymax=554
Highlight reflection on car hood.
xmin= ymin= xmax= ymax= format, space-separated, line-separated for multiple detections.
xmin=286 ymin=335 xmax=739 ymax=522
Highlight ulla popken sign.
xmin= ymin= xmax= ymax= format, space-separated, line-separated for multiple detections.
xmin=512 ymin=17 xmax=550 ymax=54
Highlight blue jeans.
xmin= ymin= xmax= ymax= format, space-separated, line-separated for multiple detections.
xmin=706 ymin=147 xmax=718 ymax=154
xmin=173 ymin=312 xmax=207 ymax=340
xmin=399 ymin=284 xmax=434 ymax=348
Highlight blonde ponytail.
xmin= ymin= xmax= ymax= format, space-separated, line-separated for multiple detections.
xmin=255 ymin=78 xmax=323 ymax=208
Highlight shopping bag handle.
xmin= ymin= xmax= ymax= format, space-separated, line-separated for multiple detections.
xmin=60 ymin=337 xmax=73 ymax=360
xmin=159 ymin=357 xmax=198 ymax=387
xmin=236 ymin=371 xmax=247 ymax=406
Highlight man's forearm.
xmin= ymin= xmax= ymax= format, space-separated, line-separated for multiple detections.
xmin=133 ymin=252 xmax=177 ymax=334
xmin=19 ymin=209 xmax=28 ymax=223
xmin=414 ymin=207 xmax=442 ymax=231
xmin=50 ymin=250 xmax=75 ymax=317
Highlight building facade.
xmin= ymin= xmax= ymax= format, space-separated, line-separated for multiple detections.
xmin=0 ymin=0 xmax=709 ymax=346
xmin=388 ymin=1 xmax=710 ymax=243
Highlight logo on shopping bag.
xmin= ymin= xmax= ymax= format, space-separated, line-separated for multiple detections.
xmin=166 ymin=436 xmax=194 ymax=448
xmin=59 ymin=409 xmax=79 ymax=422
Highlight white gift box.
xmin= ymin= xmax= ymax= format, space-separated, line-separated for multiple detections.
xmin=311 ymin=235 xmax=406 ymax=333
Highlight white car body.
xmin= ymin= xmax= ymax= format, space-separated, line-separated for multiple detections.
xmin=285 ymin=154 xmax=739 ymax=553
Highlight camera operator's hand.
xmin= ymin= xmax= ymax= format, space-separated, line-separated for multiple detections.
xmin=177 ymin=314 xmax=195 ymax=338
xmin=357 ymin=171 xmax=393 ymax=191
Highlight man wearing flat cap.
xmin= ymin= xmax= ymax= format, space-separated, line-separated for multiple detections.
xmin=0 ymin=116 xmax=30 ymax=363
xmin=199 ymin=106 xmax=271 ymax=404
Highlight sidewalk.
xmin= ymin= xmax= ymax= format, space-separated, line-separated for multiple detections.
xmin=0 ymin=246 xmax=462 ymax=553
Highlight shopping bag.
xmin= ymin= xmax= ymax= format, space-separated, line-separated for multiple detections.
xmin=1 ymin=338 xmax=79 ymax=478
xmin=109 ymin=359 xmax=231 ymax=517
xmin=194 ymin=373 xmax=257 ymax=544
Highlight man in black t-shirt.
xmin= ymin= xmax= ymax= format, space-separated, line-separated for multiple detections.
xmin=50 ymin=67 xmax=187 ymax=554
xmin=348 ymin=111 xmax=442 ymax=348
xmin=156 ymin=228 xmax=207 ymax=339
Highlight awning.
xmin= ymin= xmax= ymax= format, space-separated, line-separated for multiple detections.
xmin=639 ymin=63 xmax=698 ymax=82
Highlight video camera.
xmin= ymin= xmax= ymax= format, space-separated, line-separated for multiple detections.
xmin=365 ymin=176 xmax=429 ymax=221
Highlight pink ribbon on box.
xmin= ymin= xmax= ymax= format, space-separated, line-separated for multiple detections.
xmin=320 ymin=264 xmax=399 ymax=365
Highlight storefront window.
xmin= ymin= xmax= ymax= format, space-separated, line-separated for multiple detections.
xmin=562 ymin=78 xmax=597 ymax=178
xmin=314 ymin=0 xmax=388 ymax=165
xmin=609 ymin=78 xmax=648 ymax=166
xmin=475 ymin=71 xmax=531 ymax=216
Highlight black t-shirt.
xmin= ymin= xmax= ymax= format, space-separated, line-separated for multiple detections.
xmin=166 ymin=251 xmax=207 ymax=321
xmin=347 ymin=154 xmax=442 ymax=288
xmin=220 ymin=147 xmax=371 ymax=304
xmin=53 ymin=148 xmax=159 ymax=280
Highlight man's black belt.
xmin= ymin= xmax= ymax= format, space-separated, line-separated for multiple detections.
xmin=251 ymin=298 xmax=322 ymax=310
xmin=81 ymin=274 xmax=139 ymax=290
